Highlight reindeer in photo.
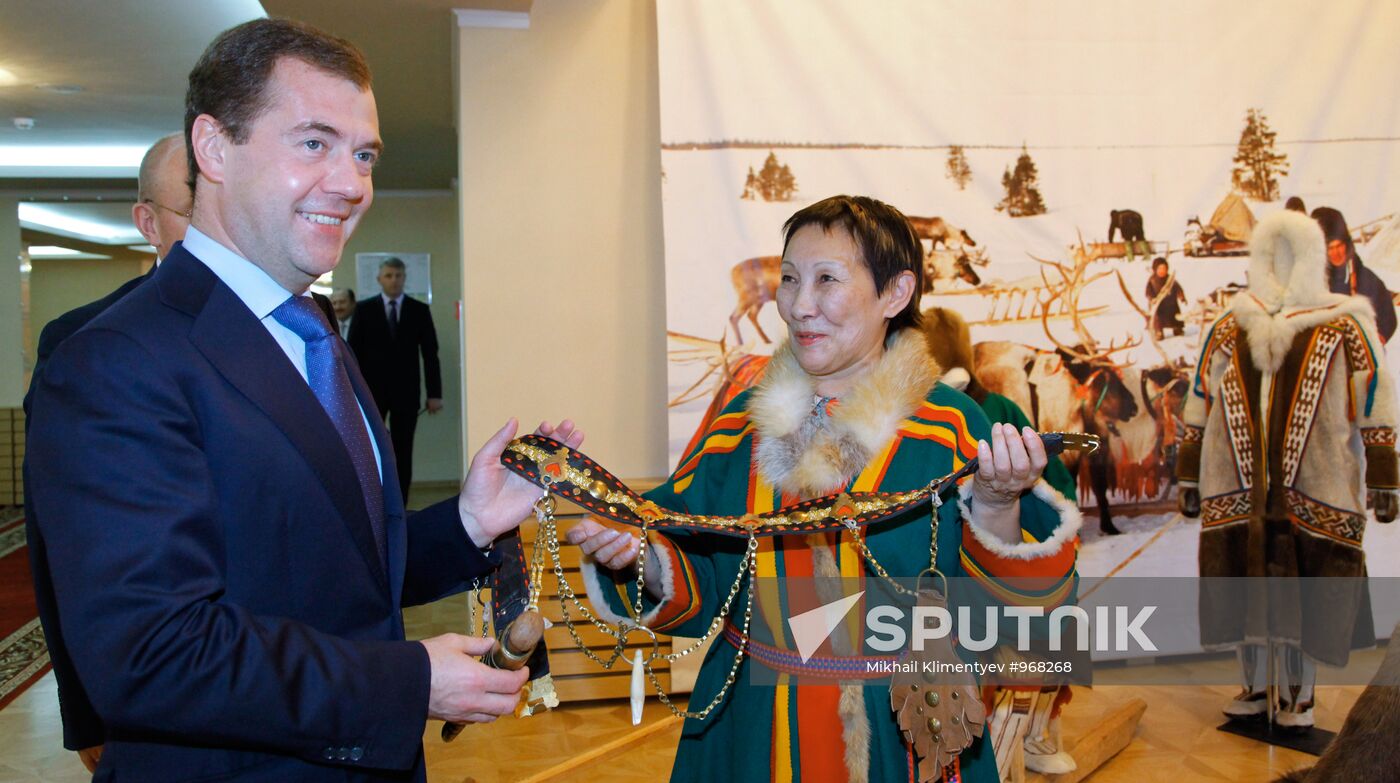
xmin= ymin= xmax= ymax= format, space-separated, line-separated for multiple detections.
xmin=982 ymin=248 xmax=1143 ymax=535
xmin=907 ymin=214 xmax=977 ymax=249
xmin=923 ymin=245 xmax=986 ymax=293
xmin=728 ymin=255 xmax=781 ymax=344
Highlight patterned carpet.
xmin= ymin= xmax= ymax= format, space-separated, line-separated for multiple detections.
xmin=0 ymin=509 xmax=50 ymax=711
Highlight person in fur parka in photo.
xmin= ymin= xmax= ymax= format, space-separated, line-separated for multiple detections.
xmin=1178 ymin=209 xmax=1400 ymax=729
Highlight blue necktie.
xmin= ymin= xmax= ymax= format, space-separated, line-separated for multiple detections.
xmin=272 ymin=295 xmax=386 ymax=566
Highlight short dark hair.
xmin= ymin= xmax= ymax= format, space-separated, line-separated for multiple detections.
xmin=781 ymin=195 xmax=924 ymax=336
xmin=378 ymin=257 xmax=405 ymax=272
xmin=185 ymin=18 xmax=372 ymax=193
xmin=1152 ymin=256 xmax=1169 ymax=271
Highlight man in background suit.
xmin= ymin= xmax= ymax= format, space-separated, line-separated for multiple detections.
xmin=349 ymin=258 xmax=442 ymax=503
xmin=28 ymin=19 xmax=579 ymax=781
xmin=331 ymin=287 xmax=356 ymax=339
xmin=21 ymin=131 xmax=191 ymax=774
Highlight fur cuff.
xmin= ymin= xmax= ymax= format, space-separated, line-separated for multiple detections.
xmin=1177 ymin=440 xmax=1202 ymax=484
xmin=1366 ymin=444 xmax=1400 ymax=490
xmin=958 ymin=480 xmax=1083 ymax=561
xmin=578 ymin=534 xmax=680 ymax=627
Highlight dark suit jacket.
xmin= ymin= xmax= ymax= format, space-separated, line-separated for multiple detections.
xmin=27 ymin=243 xmax=493 ymax=782
xmin=348 ymin=295 xmax=442 ymax=412
xmin=20 ymin=269 xmax=338 ymax=755
xmin=22 ymin=266 xmax=153 ymax=752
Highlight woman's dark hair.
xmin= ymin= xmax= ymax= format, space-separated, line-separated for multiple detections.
xmin=1312 ymin=206 xmax=1357 ymax=261
xmin=781 ymin=195 xmax=924 ymax=335
xmin=1151 ymin=256 xmax=1169 ymax=272
xmin=184 ymin=19 xmax=372 ymax=193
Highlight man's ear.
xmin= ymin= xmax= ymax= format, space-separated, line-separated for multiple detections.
xmin=883 ymin=269 xmax=916 ymax=318
xmin=189 ymin=114 xmax=228 ymax=185
xmin=131 ymin=202 xmax=159 ymax=248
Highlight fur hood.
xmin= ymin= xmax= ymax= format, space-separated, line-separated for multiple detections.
xmin=1235 ymin=210 xmax=1378 ymax=373
xmin=748 ymin=329 xmax=938 ymax=498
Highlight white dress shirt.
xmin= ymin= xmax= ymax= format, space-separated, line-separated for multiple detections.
xmin=182 ymin=226 xmax=384 ymax=479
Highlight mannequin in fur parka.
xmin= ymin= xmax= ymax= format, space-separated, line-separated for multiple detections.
xmin=1178 ymin=210 xmax=1399 ymax=727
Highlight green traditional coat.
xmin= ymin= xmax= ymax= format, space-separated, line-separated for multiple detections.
xmin=583 ymin=332 xmax=1081 ymax=783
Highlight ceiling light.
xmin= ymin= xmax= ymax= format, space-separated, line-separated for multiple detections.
xmin=12 ymin=117 xmax=34 ymax=131
xmin=18 ymin=203 xmax=144 ymax=245
xmin=0 ymin=67 xmax=17 ymax=86
xmin=0 ymin=144 xmax=146 ymax=168
xmin=26 ymin=245 xmax=112 ymax=260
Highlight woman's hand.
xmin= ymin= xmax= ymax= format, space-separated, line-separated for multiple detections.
xmin=969 ymin=424 xmax=1048 ymax=545
xmin=972 ymin=423 xmax=1049 ymax=507
xmin=566 ymin=516 xmax=644 ymax=571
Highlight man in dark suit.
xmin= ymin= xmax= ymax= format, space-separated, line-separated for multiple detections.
xmin=22 ymin=131 xmax=191 ymax=774
xmin=331 ymin=287 xmax=356 ymax=339
xmin=349 ymin=258 xmax=442 ymax=503
xmin=27 ymin=19 xmax=579 ymax=782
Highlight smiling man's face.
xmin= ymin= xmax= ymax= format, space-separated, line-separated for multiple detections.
xmin=216 ymin=57 xmax=381 ymax=291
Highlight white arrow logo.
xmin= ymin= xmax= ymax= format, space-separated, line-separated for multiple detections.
xmin=787 ymin=591 xmax=865 ymax=663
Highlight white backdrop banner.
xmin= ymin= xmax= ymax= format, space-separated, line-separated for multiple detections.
xmin=655 ymin=0 xmax=1400 ymax=579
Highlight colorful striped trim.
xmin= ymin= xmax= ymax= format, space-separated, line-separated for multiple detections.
xmin=959 ymin=526 xmax=1077 ymax=609
xmin=723 ymin=622 xmax=897 ymax=679
xmin=671 ymin=423 xmax=754 ymax=484
xmin=912 ymin=403 xmax=980 ymax=462
xmin=647 ymin=534 xmax=705 ymax=632
xmin=1338 ymin=315 xmax=1380 ymax=417
xmin=1194 ymin=314 xmax=1237 ymax=400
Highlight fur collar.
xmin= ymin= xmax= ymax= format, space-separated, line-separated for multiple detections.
xmin=1248 ymin=209 xmax=1331 ymax=310
xmin=749 ymin=329 xmax=938 ymax=498
xmin=1235 ymin=208 xmax=1379 ymax=372
xmin=1231 ymin=291 xmax=1377 ymax=373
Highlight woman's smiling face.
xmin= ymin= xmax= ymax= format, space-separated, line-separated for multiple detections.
xmin=776 ymin=223 xmax=914 ymax=394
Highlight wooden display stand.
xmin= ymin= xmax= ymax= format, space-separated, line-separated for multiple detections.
xmin=519 ymin=494 xmax=674 ymax=703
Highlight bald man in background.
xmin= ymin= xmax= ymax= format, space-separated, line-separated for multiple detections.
xmin=20 ymin=132 xmax=191 ymax=772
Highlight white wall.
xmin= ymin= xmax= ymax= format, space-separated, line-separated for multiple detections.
xmin=0 ymin=200 xmax=24 ymax=407
xmin=456 ymin=0 xmax=669 ymax=480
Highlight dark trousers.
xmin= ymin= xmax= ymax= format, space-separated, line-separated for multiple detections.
xmin=380 ymin=401 xmax=419 ymax=505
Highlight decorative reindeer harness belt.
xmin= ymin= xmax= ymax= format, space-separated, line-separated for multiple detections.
xmin=451 ymin=431 xmax=1098 ymax=782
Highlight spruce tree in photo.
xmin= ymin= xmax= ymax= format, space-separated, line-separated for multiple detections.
xmin=1231 ymin=108 xmax=1289 ymax=202
xmin=996 ymin=145 xmax=1047 ymax=217
xmin=946 ymin=145 xmax=972 ymax=190
xmin=751 ymin=151 xmax=797 ymax=202
xmin=740 ymin=166 xmax=758 ymax=200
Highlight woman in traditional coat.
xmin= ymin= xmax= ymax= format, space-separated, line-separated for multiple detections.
xmin=570 ymin=195 xmax=1081 ymax=783
xmin=1179 ymin=209 xmax=1399 ymax=728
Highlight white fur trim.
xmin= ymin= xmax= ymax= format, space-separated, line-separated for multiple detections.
xmin=1231 ymin=292 xmax=1376 ymax=374
xmin=1248 ymin=210 xmax=1330 ymax=310
xmin=942 ymin=366 xmax=971 ymax=391
xmin=750 ymin=330 xmax=938 ymax=498
xmin=958 ymin=480 xmax=1083 ymax=561
xmin=577 ymin=533 xmax=680 ymax=627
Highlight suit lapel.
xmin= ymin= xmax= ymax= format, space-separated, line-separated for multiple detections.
xmin=177 ymin=258 xmax=390 ymax=592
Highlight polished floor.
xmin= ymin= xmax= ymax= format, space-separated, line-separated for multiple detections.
xmin=0 ymin=595 xmax=1379 ymax=783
